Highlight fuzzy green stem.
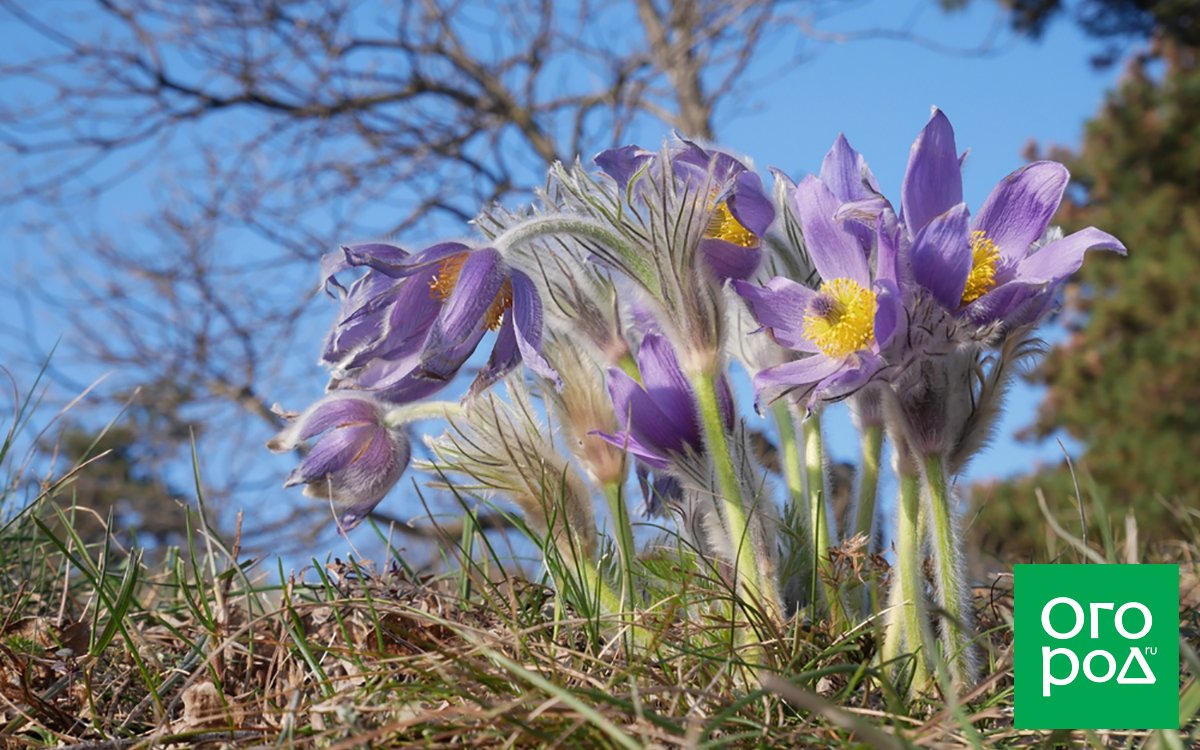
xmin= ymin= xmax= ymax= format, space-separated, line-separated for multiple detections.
xmin=603 ymin=480 xmax=637 ymax=613
xmin=690 ymin=371 xmax=781 ymax=626
xmin=853 ymin=424 xmax=883 ymax=549
xmin=881 ymin=469 xmax=930 ymax=694
xmin=772 ymin=403 xmax=807 ymax=548
xmin=382 ymin=400 xmax=463 ymax=427
xmin=491 ymin=214 xmax=660 ymax=296
xmin=772 ymin=403 xmax=806 ymax=522
xmin=576 ymin=556 xmax=626 ymax=621
xmin=802 ymin=415 xmax=834 ymax=569
xmin=802 ymin=413 xmax=846 ymax=625
xmin=848 ymin=423 xmax=884 ymax=616
xmin=921 ymin=453 xmax=976 ymax=688
xmin=772 ymin=402 xmax=809 ymax=615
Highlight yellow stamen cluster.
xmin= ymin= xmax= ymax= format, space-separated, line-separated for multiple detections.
xmin=802 ymin=277 xmax=877 ymax=359
xmin=706 ymin=200 xmax=758 ymax=248
xmin=961 ymin=230 xmax=1000 ymax=305
xmin=429 ymin=253 xmax=513 ymax=331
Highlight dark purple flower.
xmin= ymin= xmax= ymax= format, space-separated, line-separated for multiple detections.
xmin=594 ymin=140 xmax=774 ymax=281
xmin=734 ymin=174 xmax=901 ymax=407
xmin=902 ymin=111 xmax=1126 ymax=325
xmin=322 ymin=241 xmax=557 ymax=401
xmin=636 ymin=463 xmax=683 ymax=518
xmin=268 ymin=394 xmax=411 ymax=531
xmin=595 ymin=333 xmax=732 ymax=469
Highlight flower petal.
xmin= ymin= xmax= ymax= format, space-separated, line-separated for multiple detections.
xmin=288 ymin=424 xmax=376 ymax=485
xmin=413 ymin=326 xmax=488 ymax=384
xmin=268 ymin=394 xmax=379 ymax=452
xmin=973 ymin=161 xmax=1070 ymax=265
xmin=345 ymin=241 xmax=469 ymax=278
xmin=594 ymin=430 xmax=670 ymax=470
xmin=332 ymin=430 xmax=412 ymax=531
xmin=351 ymin=366 xmax=453 ymax=403
xmin=1011 ymin=227 xmax=1126 ymax=285
xmin=422 ymin=248 xmax=505 ymax=355
xmin=794 ymin=175 xmax=870 ymax=284
xmin=510 ymin=271 xmax=558 ymax=384
xmin=732 ymin=277 xmax=819 ymax=352
xmin=820 ymin=134 xmax=880 ymax=203
xmin=636 ymin=334 xmax=701 ymax=449
xmin=327 ymin=267 xmax=442 ymax=372
xmin=901 ymin=108 xmax=963 ymax=233
xmin=321 ymin=249 xmax=353 ymax=296
xmin=874 ymin=209 xmax=901 ymax=284
xmin=470 ymin=315 xmax=519 ymax=397
xmin=814 ymin=352 xmax=886 ymax=402
xmin=752 ymin=355 xmax=845 ymax=408
xmin=604 ymin=363 xmax=690 ymax=460
xmin=962 ymin=282 xmax=1052 ymax=328
xmin=873 ymin=279 xmax=902 ymax=351
xmin=594 ymin=145 xmax=652 ymax=190
xmin=911 ymin=202 xmax=972 ymax=311
xmin=470 ymin=271 xmax=558 ymax=394
xmin=727 ymin=170 xmax=775 ymax=235
xmin=701 ymin=239 xmax=762 ymax=282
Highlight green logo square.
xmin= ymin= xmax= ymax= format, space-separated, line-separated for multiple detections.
xmin=1015 ymin=564 xmax=1179 ymax=729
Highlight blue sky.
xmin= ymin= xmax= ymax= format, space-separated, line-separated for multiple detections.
xmin=0 ymin=1 xmax=1133 ymax=553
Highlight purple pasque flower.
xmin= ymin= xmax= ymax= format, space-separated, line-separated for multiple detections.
xmin=322 ymin=241 xmax=557 ymax=402
xmin=734 ymin=173 xmax=902 ymax=407
xmin=901 ymin=109 xmax=1126 ymax=326
xmin=595 ymin=332 xmax=733 ymax=469
xmin=268 ymin=393 xmax=411 ymax=531
xmin=594 ymin=140 xmax=775 ymax=281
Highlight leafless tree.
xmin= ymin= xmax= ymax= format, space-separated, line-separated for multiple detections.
xmin=0 ymin=0 xmax=998 ymax=552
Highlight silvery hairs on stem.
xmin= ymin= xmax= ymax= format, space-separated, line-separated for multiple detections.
xmin=544 ymin=153 xmax=727 ymax=374
xmin=422 ymin=377 xmax=598 ymax=563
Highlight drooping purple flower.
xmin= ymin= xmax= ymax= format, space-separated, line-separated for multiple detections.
xmin=595 ymin=333 xmax=733 ymax=469
xmin=734 ymin=174 xmax=902 ymax=407
xmin=900 ymin=110 xmax=1127 ymax=326
xmin=322 ymin=241 xmax=557 ymax=402
xmin=594 ymin=140 xmax=775 ymax=281
xmin=268 ymin=393 xmax=411 ymax=531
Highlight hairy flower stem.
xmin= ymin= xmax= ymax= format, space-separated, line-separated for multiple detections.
xmin=921 ymin=453 xmax=976 ymax=688
xmin=603 ymin=480 xmax=638 ymax=612
xmin=575 ymin=557 xmax=624 ymax=616
xmin=853 ymin=425 xmax=883 ymax=550
xmin=801 ymin=413 xmax=846 ymax=626
xmin=771 ymin=402 xmax=808 ymax=605
xmin=846 ymin=424 xmax=884 ymax=615
xmin=690 ymin=371 xmax=782 ymax=628
xmin=382 ymin=400 xmax=463 ymax=427
xmin=881 ymin=469 xmax=931 ymax=695
xmin=491 ymin=215 xmax=658 ymax=293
